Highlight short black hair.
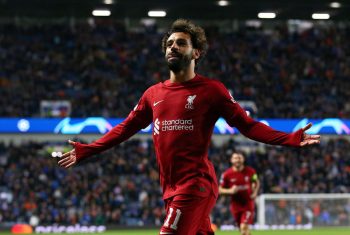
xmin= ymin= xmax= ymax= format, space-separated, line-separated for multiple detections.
xmin=231 ymin=150 xmax=245 ymax=157
xmin=162 ymin=19 xmax=208 ymax=64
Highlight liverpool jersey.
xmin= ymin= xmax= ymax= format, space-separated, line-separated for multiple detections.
xmin=220 ymin=166 xmax=257 ymax=212
xmin=73 ymin=74 xmax=303 ymax=199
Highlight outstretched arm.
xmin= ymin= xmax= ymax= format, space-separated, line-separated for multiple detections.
xmin=57 ymin=90 xmax=153 ymax=168
xmin=58 ymin=114 xmax=151 ymax=168
xmin=235 ymin=110 xmax=320 ymax=147
xmin=214 ymin=81 xmax=320 ymax=147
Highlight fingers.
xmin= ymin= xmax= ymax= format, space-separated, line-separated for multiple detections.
xmin=58 ymin=155 xmax=72 ymax=166
xmin=58 ymin=156 xmax=75 ymax=168
xmin=310 ymin=134 xmax=321 ymax=139
xmin=301 ymin=124 xmax=321 ymax=147
xmin=300 ymin=141 xmax=308 ymax=147
xmin=61 ymin=151 xmax=71 ymax=158
xmin=60 ymin=160 xmax=74 ymax=168
xmin=51 ymin=140 xmax=78 ymax=168
xmin=64 ymin=161 xmax=76 ymax=168
xmin=58 ymin=149 xmax=76 ymax=168
xmin=300 ymin=139 xmax=320 ymax=147
xmin=302 ymin=123 xmax=313 ymax=131
xmin=304 ymin=134 xmax=321 ymax=140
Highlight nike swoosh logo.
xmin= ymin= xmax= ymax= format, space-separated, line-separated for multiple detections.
xmin=153 ymin=100 xmax=164 ymax=106
xmin=159 ymin=232 xmax=174 ymax=234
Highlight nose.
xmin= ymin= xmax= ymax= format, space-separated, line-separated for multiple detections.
xmin=170 ymin=42 xmax=179 ymax=51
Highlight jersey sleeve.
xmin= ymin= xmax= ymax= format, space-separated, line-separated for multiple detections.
xmin=73 ymin=88 xmax=153 ymax=162
xmin=251 ymin=173 xmax=258 ymax=182
xmin=219 ymin=172 xmax=229 ymax=188
xmin=214 ymin=81 xmax=303 ymax=147
xmin=248 ymin=167 xmax=258 ymax=182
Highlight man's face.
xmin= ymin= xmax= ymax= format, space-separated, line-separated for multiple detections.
xmin=231 ymin=153 xmax=244 ymax=168
xmin=165 ymin=32 xmax=195 ymax=72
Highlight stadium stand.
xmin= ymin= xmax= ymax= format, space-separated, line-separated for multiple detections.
xmin=1 ymin=19 xmax=350 ymax=230
xmin=0 ymin=138 xmax=349 ymax=226
xmin=1 ymin=22 xmax=349 ymax=118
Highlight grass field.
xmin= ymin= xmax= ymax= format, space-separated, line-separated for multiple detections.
xmin=2 ymin=228 xmax=350 ymax=235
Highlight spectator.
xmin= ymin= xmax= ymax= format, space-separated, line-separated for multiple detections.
xmin=0 ymin=22 xmax=349 ymax=118
xmin=0 ymin=137 xmax=349 ymax=226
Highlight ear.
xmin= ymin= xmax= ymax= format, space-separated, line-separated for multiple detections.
xmin=192 ymin=49 xmax=200 ymax=60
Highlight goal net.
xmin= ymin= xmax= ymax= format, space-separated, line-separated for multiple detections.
xmin=257 ymin=194 xmax=350 ymax=229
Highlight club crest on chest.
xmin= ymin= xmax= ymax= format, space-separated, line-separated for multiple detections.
xmin=185 ymin=95 xmax=196 ymax=110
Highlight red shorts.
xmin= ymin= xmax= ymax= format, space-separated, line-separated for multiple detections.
xmin=231 ymin=210 xmax=254 ymax=227
xmin=159 ymin=194 xmax=216 ymax=235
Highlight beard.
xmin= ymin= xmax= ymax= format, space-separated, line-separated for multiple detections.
xmin=166 ymin=52 xmax=192 ymax=73
xmin=233 ymin=162 xmax=243 ymax=168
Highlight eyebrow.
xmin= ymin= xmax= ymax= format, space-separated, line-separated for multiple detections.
xmin=166 ymin=38 xmax=189 ymax=44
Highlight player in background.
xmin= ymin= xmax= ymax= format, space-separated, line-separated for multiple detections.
xmin=219 ymin=151 xmax=260 ymax=235
xmin=56 ymin=19 xmax=320 ymax=235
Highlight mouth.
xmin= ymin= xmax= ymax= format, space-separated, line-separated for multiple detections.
xmin=167 ymin=53 xmax=181 ymax=59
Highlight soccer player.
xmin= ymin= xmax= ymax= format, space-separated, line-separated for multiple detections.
xmin=219 ymin=151 xmax=259 ymax=235
xmin=57 ymin=19 xmax=320 ymax=235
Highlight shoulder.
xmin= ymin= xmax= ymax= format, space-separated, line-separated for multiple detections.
xmin=197 ymin=74 xmax=226 ymax=89
xmin=142 ymin=82 xmax=162 ymax=97
xmin=198 ymin=75 xmax=234 ymax=102
xmin=223 ymin=167 xmax=233 ymax=176
xmin=148 ymin=82 xmax=163 ymax=91
xmin=245 ymin=166 xmax=256 ymax=174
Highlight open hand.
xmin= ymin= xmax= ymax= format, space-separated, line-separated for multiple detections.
xmin=58 ymin=140 xmax=77 ymax=168
xmin=300 ymin=123 xmax=321 ymax=147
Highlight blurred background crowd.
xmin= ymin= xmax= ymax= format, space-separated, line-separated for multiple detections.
xmin=0 ymin=137 xmax=349 ymax=226
xmin=1 ymin=21 xmax=350 ymax=118
xmin=1 ymin=20 xmax=350 ymax=228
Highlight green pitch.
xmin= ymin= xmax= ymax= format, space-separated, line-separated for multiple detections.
xmin=2 ymin=228 xmax=350 ymax=235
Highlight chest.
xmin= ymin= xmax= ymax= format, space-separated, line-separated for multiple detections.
xmin=152 ymin=87 xmax=212 ymax=119
xmin=226 ymin=171 xmax=251 ymax=186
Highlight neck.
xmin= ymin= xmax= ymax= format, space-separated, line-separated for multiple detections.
xmin=233 ymin=165 xmax=244 ymax=171
xmin=169 ymin=62 xmax=196 ymax=83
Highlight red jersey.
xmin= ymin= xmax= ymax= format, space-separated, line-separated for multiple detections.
xmin=73 ymin=74 xmax=303 ymax=200
xmin=220 ymin=166 xmax=257 ymax=212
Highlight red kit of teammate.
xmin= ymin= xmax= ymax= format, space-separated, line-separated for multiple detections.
xmin=220 ymin=152 xmax=260 ymax=235
xmin=57 ymin=19 xmax=320 ymax=235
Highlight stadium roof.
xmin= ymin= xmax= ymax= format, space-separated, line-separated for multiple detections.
xmin=0 ymin=0 xmax=349 ymax=20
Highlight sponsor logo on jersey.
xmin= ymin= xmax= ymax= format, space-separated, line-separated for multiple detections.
xmin=153 ymin=118 xmax=194 ymax=135
xmin=162 ymin=119 xmax=194 ymax=131
xmin=185 ymin=95 xmax=196 ymax=109
xmin=153 ymin=100 xmax=164 ymax=107
xmin=154 ymin=118 xmax=160 ymax=135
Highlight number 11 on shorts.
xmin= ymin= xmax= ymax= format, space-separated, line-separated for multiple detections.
xmin=164 ymin=207 xmax=182 ymax=230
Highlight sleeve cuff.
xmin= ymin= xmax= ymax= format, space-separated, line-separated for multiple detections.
xmin=290 ymin=129 xmax=304 ymax=147
xmin=74 ymin=142 xmax=86 ymax=162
